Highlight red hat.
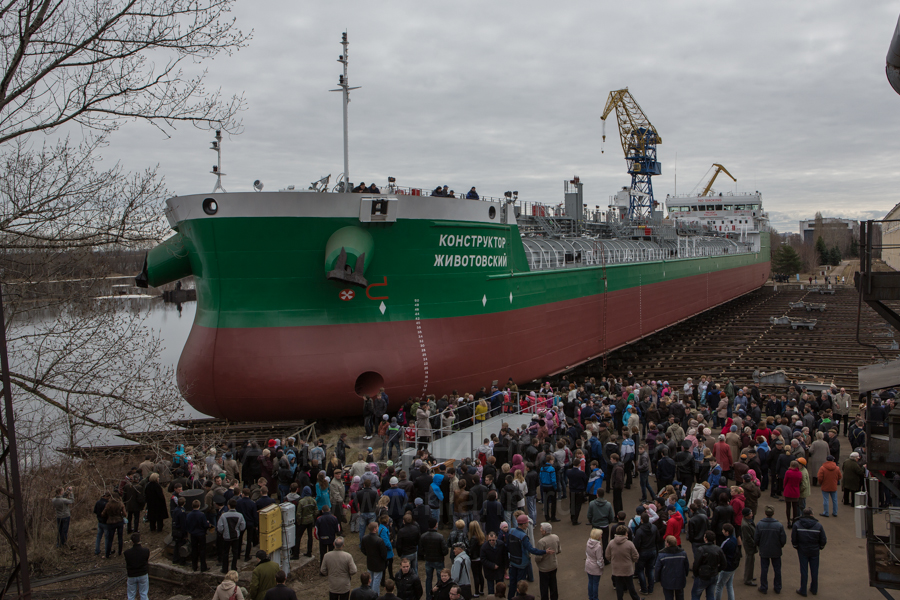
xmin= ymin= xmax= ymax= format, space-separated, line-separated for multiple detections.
xmin=516 ymin=514 xmax=529 ymax=524
xmin=268 ymin=439 xmax=276 ymax=447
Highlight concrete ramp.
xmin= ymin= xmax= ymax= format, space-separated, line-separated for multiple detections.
xmin=430 ymin=411 xmax=534 ymax=462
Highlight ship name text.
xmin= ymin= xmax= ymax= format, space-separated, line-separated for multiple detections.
xmin=438 ymin=234 xmax=507 ymax=249
xmin=433 ymin=254 xmax=508 ymax=268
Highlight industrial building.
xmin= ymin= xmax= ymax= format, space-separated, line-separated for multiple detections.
xmin=799 ymin=217 xmax=855 ymax=245
xmin=883 ymin=202 xmax=900 ymax=270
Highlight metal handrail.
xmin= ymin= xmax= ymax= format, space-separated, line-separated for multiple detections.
xmin=396 ymin=391 xmax=557 ymax=447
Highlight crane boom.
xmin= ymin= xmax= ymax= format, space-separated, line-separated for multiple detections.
xmin=700 ymin=163 xmax=737 ymax=196
xmin=600 ymin=89 xmax=661 ymax=154
xmin=600 ymin=88 xmax=661 ymax=220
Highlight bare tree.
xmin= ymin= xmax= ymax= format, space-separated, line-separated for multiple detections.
xmin=0 ymin=0 xmax=248 ymax=143
xmin=0 ymin=0 xmax=251 ymax=461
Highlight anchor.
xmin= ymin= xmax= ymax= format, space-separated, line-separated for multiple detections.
xmin=326 ymin=247 xmax=369 ymax=288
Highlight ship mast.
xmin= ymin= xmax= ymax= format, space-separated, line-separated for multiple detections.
xmin=210 ymin=129 xmax=226 ymax=193
xmin=331 ymin=31 xmax=360 ymax=193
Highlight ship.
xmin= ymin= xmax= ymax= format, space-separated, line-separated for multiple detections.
xmin=137 ymin=38 xmax=771 ymax=421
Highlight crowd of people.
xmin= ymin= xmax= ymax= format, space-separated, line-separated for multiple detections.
xmin=61 ymin=372 xmax=880 ymax=600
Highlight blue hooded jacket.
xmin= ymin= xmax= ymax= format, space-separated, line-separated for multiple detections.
xmin=315 ymin=482 xmax=330 ymax=510
xmin=429 ymin=473 xmax=445 ymax=509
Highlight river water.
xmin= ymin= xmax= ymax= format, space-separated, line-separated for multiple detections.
xmin=130 ymin=297 xmax=206 ymax=419
xmin=4 ymin=290 xmax=207 ymax=454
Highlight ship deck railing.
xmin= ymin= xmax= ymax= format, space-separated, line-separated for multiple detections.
xmin=520 ymin=236 xmax=753 ymax=272
xmin=385 ymin=185 xmax=507 ymax=203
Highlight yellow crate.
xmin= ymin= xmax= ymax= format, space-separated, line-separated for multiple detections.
xmin=259 ymin=528 xmax=282 ymax=553
xmin=258 ymin=504 xmax=282 ymax=533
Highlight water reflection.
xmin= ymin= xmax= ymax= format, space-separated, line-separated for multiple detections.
xmin=27 ymin=295 xmax=207 ymax=440
xmin=27 ymin=295 xmax=197 ymax=386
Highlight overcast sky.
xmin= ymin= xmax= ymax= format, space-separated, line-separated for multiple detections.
xmin=102 ymin=0 xmax=900 ymax=234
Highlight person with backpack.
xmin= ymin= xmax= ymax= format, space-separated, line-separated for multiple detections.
xmin=507 ymin=514 xmax=551 ymax=600
xmin=715 ymin=523 xmax=740 ymax=600
xmin=295 ymin=486 xmax=317 ymax=558
xmin=691 ymin=530 xmax=726 ymax=600
xmin=539 ymin=458 xmax=559 ymax=522
xmin=450 ymin=542 xmax=472 ymax=599
xmin=632 ymin=512 xmax=660 ymax=595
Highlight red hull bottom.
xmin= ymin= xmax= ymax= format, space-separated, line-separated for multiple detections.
xmin=178 ymin=262 xmax=770 ymax=419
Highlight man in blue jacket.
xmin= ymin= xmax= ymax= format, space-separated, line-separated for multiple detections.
xmin=715 ymin=524 xmax=740 ymax=600
xmin=508 ymin=514 xmax=552 ymax=597
xmin=791 ymin=508 xmax=827 ymax=597
xmin=654 ymin=535 xmax=688 ymax=600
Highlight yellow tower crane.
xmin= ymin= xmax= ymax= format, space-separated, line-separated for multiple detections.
xmin=600 ymin=88 xmax=662 ymax=220
xmin=699 ymin=163 xmax=736 ymax=196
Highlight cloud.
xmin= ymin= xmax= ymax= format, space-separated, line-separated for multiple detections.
xmin=99 ymin=0 xmax=900 ymax=234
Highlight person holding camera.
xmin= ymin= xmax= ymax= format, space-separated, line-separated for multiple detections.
xmin=51 ymin=486 xmax=74 ymax=548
